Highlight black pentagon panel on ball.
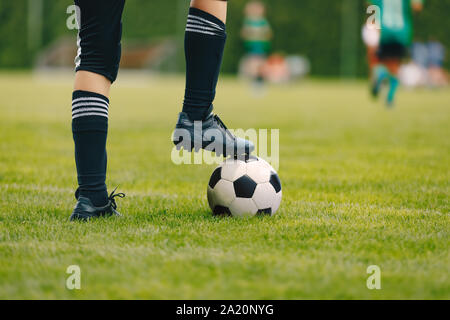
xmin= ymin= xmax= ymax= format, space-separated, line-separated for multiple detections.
xmin=209 ymin=167 xmax=222 ymax=188
xmin=257 ymin=208 xmax=272 ymax=216
xmin=233 ymin=175 xmax=257 ymax=198
xmin=213 ymin=206 xmax=232 ymax=216
xmin=269 ymin=172 xmax=281 ymax=193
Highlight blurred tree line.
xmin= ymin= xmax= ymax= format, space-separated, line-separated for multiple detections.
xmin=0 ymin=0 xmax=448 ymax=77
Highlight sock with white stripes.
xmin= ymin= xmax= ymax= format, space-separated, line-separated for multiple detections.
xmin=72 ymin=90 xmax=109 ymax=207
xmin=182 ymin=7 xmax=227 ymax=121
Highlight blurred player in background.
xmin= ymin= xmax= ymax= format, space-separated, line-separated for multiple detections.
xmin=240 ymin=1 xmax=272 ymax=90
xmin=369 ymin=0 xmax=423 ymax=107
xmin=427 ymin=38 xmax=449 ymax=87
xmin=401 ymin=38 xmax=448 ymax=88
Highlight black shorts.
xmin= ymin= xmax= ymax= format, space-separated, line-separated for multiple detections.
xmin=377 ymin=42 xmax=408 ymax=60
xmin=74 ymin=0 xmax=125 ymax=83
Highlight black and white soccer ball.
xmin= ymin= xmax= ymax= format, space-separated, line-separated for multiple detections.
xmin=207 ymin=156 xmax=282 ymax=217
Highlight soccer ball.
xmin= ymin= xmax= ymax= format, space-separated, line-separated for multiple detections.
xmin=207 ymin=156 xmax=282 ymax=217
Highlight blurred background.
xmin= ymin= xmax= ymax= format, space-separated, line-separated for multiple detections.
xmin=0 ymin=0 xmax=448 ymax=81
xmin=0 ymin=1 xmax=449 ymax=300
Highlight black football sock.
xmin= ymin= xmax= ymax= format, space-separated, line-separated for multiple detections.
xmin=182 ymin=7 xmax=227 ymax=121
xmin=72 ymin=90 xmax=109 ymax=207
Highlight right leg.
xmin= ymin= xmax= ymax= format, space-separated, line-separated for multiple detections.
xmin=70 ymin=0 xmax=125 ymax=220
xmin=173 ymin=0 xmax=254 ymax=157
xmin=181 ymin=0 xmax=228 ymax=121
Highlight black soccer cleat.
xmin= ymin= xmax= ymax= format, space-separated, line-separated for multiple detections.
xmin=172 ymin=106 xmax=255 ymax=157
xmin=69 ymin=188 xmax=125 ymax=221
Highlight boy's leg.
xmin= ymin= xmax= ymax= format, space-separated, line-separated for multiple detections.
xmin=191 ymin=0 xmax=227 ymax=22
xmin=372 ymin=42 xmax=403 ymax=104
xmin=384 ymin=58 xmax=401 ymax=76
xmin=383 ymin=58 xmax=400 ymax=107
xmin=182 ymin=0 xmax=228 ymax=121
xmin=70 ymin=0 xmax=125 ymax=220
xmin=386 ymin=74 xmax=399 ymax=107
xmin=173 ymin=0 xmax=254 ymax=156
xmin=75 ymin=71 xmax=111 ymax=97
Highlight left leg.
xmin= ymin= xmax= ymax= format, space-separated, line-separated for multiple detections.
xmin=70 ymin=0 xmax=125 ymax=220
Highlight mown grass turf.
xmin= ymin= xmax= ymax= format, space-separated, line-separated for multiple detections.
xmin=0 ymin=73 xmax=448 ymax=299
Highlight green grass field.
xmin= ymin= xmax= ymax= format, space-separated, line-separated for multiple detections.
xmin=0 ymin=73 xmax=448 ymax=299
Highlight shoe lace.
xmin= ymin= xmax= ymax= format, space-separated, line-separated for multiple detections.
xmin=108 ymin=187 xmax=125 ymax=210
xmin=213 ymin=115 xmax=235 ymax=140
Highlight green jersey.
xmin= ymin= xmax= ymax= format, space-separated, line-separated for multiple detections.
xmin=370 ymin=0 xmax=423 ymax=46
xmin=241 ymin=18 xmax=272 ymax=55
